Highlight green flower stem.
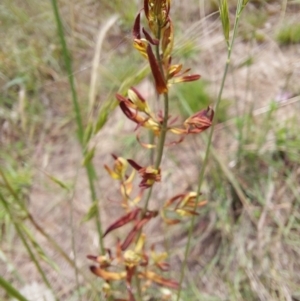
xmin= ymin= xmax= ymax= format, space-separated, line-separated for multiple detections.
xmin=143 ymin=94 xmax=169 ymax=211
xmin=142 ymin=41 xmax=169 ymax=215
xmin=142 ymin=19 xmax=169 ymax=214
xmin=176 ymin=2 xmax=246 ymax=300
xmin=138 ymin=21 xmax=169 ymax=300
xmin=134 ymin=272 xmax=143 ymax=301
xmin=155 ymin=92 xmax=169 ymax=169
xmin=149 ymin=130 xmax=155 ymax=165
xmin=51 ymin=0 xmax=104 ymax=254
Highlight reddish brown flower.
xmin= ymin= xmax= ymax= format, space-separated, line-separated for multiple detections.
xmin=161 ymin=19 xmax=174 ymax=62
xmin=121 ymin=210 xmax=158 ymax=250
xmin=139 ymin=270 xmax=179 ymax=289
xmin=127 ymin=87 xmax=150 ymax=114
xmin=162 ymin=192 xmax=207 ymax=225
xmin=150 ymin=246 xmax=170 ymax=271
xmin=147 ymin=44 xmax=168 ymax=94
xmin=116 ymin=92 xmax=161 ymax=134
xmin=167 ymin=64 xmax=201 ymax=84
xmin=103 ymin=208 xmax=142 ymax=238
xmin=128 ymin=159 xmax=161 ymax=188
xmin=132 ymin=12 xmax=159 ymax=60
xmin=104 ymin=154 xmax=128 ymax=180
xmin=184 ymin=107 xmax=214 ymax=134
xmin=89 ymin=266 xmax=126 ymax=281
xmin=144 ymin=0 xmax=171 ymax=37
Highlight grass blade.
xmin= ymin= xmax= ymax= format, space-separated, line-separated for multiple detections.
xmin=50 ymin=0 xmax=105 ymax=253
xmin=0 ymin=276 xmax=30 ymax=301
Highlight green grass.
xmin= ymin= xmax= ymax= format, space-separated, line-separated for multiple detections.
xmin=173 ymin=81 xmax=211 ymax=116
xmin=276 ymin=22 xmax=300 ymax=45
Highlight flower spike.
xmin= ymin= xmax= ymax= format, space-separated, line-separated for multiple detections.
xmin=144 ymin=0 xmax=171 ymax=36
xmin=89 ymin=0 xmax=218 ymax=298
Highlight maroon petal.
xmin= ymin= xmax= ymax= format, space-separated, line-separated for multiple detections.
xmin=146 ymin=44 xmax=168 ymax=94
xmin=142 ymin=28 xmax=159 ymax=45
xmin=132 ymin=12 xmax=141 ymax=39
xmin=144 ymin=0 xmax=149 ymax=20
xmin=103 ymin=208 xmax=141 ymax=237
xmin=127 ymin=159 xmax=143 ymax=171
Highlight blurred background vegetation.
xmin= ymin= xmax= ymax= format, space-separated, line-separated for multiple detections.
xmin=1 ymin=0 xmax=300 ymax=300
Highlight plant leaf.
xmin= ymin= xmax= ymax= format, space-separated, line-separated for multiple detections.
xmin=82 ymin=147 xmax=96 ymax=166
xmin=142 ymin=28 xmax=159 ymax=45
xmin=95 ymin=110 xmax=108 ymax=133
xmin=81 ymin=203 xmax=98 ymax=223
xmin=47 ymin=174 xmax=70 ymax=191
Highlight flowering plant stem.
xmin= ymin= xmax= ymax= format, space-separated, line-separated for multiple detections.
xmin=142 ymin=30 xmax=169 ymax=214
xmin=176 ymin=1 xmax=247 ymax=300
xmin=137 ymin=25 xmax=169 ymax=299
xmin=88 ymin=1 xmax=218 ymax=299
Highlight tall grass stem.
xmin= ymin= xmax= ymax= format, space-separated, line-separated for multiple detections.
xmin=176 ymin=1 xmax=247 ymax=300
xmin=50 ymin=0 xmax=105 ymax=254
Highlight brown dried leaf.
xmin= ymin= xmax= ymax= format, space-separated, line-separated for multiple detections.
xmin=142 ymin=27 xmax=159 ymax=45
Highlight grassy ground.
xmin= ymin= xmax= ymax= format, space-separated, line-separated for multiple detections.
xmin=1 ymin=0 xmax=300 ymax=300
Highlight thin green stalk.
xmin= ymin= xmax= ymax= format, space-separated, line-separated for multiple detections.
xmin=155 ymin=93 xmax=169 ymax=169
xmin=134 ymin=272 xmax=143 ymax=301
xmin=143 ymin=92 xmax=169 ymax=212
xmin=176 ymin=1 xmax=247 ymax=300
xmin=50 ymin=0 xmax=104 ymax=254
xmin=50 ymin=0 xmax=83 ymax=143
xmin=70 ymin=171 xmax=81 ymax=301
xmin=0 ymin=276 xmax=30 ymax=301
xmin=149 ymin=130 xmax=155 ymax=165
xmin=142 ymin=186 xmax=154 ymax=215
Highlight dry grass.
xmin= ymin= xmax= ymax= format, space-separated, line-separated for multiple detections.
xmin=1 ymin=0 xmax=300 ymax=300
